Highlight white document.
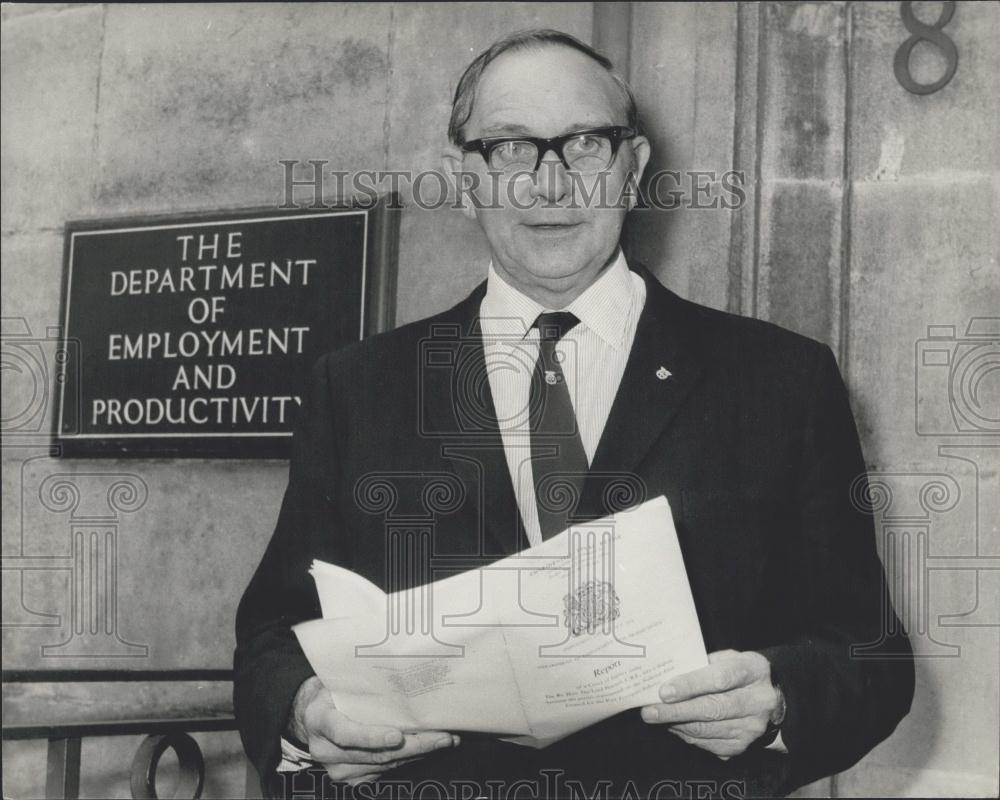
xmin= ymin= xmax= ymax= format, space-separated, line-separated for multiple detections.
xmin=293 ymin=496 xmax=708 ymax=747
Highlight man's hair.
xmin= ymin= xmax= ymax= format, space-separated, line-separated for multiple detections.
xmin=447 ymin=29 xmax=639 ymax=145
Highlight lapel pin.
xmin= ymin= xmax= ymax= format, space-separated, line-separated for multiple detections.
xmin=655 ymin=366 xmax=672 ymax=381
xmin=545 ymin=370 xmax=561 ymax=385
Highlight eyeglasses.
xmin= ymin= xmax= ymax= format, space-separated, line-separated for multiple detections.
xmin=461 ymin=126 xmax=636 ymax=178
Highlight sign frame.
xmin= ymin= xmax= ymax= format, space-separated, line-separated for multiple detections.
xmin=52 ymin=196 xmax=399 ymax=459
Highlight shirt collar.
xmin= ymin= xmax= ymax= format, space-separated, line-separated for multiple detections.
xmin=479 ymin=250 xmax=635 ymax=351
xmin=480 ymin=263 xmax=545 ymax=339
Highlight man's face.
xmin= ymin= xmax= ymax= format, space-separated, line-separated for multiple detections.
xmin=452 ymin=46 xmax=650 ymax=306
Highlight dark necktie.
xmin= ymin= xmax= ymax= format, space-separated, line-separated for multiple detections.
xmin=530 ymin=311 xmax=589 ymax=540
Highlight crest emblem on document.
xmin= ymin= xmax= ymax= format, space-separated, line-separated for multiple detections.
xmin=563 ymin=580 xmax=621 ymax=636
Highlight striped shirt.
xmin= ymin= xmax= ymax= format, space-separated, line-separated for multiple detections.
xmin=479 ymin=251 xmax=646 ymax=547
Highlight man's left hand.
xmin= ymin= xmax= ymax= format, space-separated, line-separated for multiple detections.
xmin=641 ymin=650 xmax=783 ymax=759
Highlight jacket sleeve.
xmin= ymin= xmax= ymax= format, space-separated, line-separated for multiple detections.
xmin=760 ymin=344 xmax=914 ymax=785
xmin=233 ymin=355 xmax=348 ymax=781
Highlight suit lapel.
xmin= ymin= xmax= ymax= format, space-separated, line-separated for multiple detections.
xmin=582 ymin=268 xmax=704 ymax=516
xmin=419 ymin=283 xmax=530 ymax=557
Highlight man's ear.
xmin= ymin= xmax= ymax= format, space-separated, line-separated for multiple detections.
xmin=630 ymin=135 xmax=651 ymax=188
xmin=624 ymin=135 xmax=651 ymax=211
xmin=441 ymin=149 xmax=478 ymax=221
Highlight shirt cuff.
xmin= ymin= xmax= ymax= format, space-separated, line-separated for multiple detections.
xmin=277 ymin=737 xmax=315 ymax=773
xmin=765 ymin=730 xmax=788 ymax=754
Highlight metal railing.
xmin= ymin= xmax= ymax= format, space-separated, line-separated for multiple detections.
xmin=1 ymin=670 xmax=262 ymax=800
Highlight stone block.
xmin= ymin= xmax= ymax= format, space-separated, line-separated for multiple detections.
xmin=395 ymin=205 xmax=489 ymax=326
xmin=94 ymin=4 xmax=391 ymax=215
xmin=630 ymin=2 xmax=738 ymax=170
xmin=627 ymin=193 xmax=736 ymax=312
xmin=757 ymin=180 xmax=843 ymax=348
xmin=0 ymin=5 xmax=103 ymax=231
xmin=832 ymin=441 xmax=1000 ymax=794
xmin=758 ymin=2 xmax=847 ymax=181
xmin=2 ymin=454 xmax=286 ymax=669
xmin=627 ymin=3 xmax=739 ymax=310
xmin=850 ymin=2 xmax=1000 ymax=182
xmin=838 ymin=627 xmax=999 ymax=795
xmin=846 ymin=179 xmax=1000 ymax=462
xmin=1 ymin=4 xmax=81 ymax=21
xmin=387 ymin=2 xmax=592 ymax=193
xmin=0 ymin=231 xmax=66 ymax=327
xmin=1 ymin=233 xmax=72 ymax=450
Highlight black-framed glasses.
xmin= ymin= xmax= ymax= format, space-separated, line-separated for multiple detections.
xmin=461 ymin=126 xmax=636 ymax=178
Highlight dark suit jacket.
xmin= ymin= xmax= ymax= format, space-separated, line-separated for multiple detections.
xmin=234 ymin=267 xmax=913 ymax=798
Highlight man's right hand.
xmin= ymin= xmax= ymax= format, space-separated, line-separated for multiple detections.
xmin=288 ymin=677 xmax=460 ymax=786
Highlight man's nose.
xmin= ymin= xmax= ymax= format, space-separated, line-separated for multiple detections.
xmin=529 ymin=151 xmax=569 ymax=203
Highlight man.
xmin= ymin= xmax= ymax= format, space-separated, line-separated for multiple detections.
xmin=235 ymin=30 xmax=913 ymax=798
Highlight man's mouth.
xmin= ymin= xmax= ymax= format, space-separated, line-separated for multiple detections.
xmin=525 ymin=222 xmax=582 ymax=232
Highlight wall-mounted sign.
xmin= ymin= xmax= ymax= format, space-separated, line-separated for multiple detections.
xmin=55 ymin=199 xmax=398 ymax=457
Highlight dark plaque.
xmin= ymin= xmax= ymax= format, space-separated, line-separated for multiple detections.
xmin=55 ymin=200 xmax=398 ymax=457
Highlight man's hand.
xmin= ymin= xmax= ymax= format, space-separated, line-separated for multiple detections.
xmin=640 ymin=650 xmax=784 ymax=759
xmin=289 ymin=677 xmax=459 ymax=785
